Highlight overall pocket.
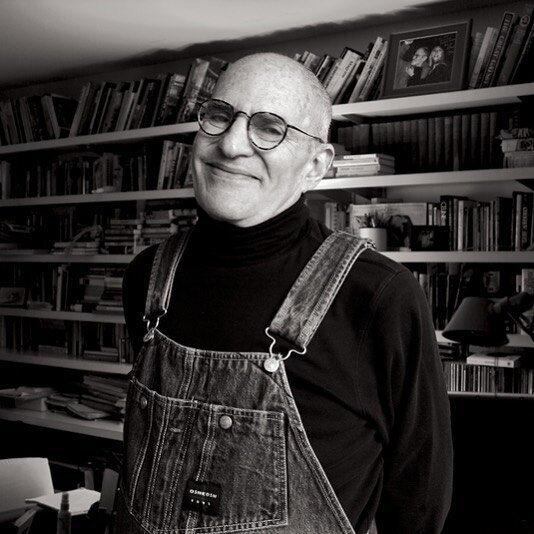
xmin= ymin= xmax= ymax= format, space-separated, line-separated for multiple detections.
xmin=122 ymin=378 xmax=288 ymax=533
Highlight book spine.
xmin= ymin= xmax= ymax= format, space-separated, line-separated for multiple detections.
xmin=325 ymin=50 xmax=361 ymax=102
xmin=511 ymin=13 xmax=534 ymax=83
xmin=460 ymin=114 xmax=470 ymax=170
xmin=417 ymin=118 xmax=428 ymax=171
xmin=452 ymin=114 xmax=461 ymax=171
xmin=496 ymin=9 xmax=533 ymax=85
xmin=348 ymin=37 xmax=384 ymax=103
xmin=469 ymin=27 xmax=499 ymax=88
xmin=480 ymin=12 xmax=519 ymax=88
xmin=358 ymin=42 xmax=388 ymax=102
xmin=469 ymin=113 xmax=480 ymax=170
xmin=467 ymin=31 xmax=484 ymax=82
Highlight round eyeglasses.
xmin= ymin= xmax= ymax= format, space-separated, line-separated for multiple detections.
xmin=197 ymin=99 xmax=324 ymax=150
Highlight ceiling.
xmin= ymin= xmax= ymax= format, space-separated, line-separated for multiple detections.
xmin=0 ymin=0 xmax=506 ymax=91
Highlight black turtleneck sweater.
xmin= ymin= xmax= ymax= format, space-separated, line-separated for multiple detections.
xmin=122 ymin=197 xmax=453 ymax=534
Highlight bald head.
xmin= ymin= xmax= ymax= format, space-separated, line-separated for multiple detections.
xmin=213 ymin=53 xmax=332 ymax=142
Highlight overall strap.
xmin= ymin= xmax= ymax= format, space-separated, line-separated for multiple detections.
xmin=266 ymin=231 xmax=373 ymax=359
xmin=143 ymin=230 xmax=192 ymax=335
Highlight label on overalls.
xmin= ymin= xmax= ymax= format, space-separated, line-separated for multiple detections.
xmin=183 ymin=480 xmax=221 ymax=516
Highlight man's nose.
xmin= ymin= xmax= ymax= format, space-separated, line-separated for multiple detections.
xmin=218 ymin=113 xmax=255 ymax=158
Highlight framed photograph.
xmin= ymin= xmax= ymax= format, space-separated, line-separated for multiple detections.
xmin=382 ymin=20 xmax=472 ymax=98
xmin=410 ymin=226 xmax=450 ymax=251
xmin=0 ymin=287 xmax=28 ymax=307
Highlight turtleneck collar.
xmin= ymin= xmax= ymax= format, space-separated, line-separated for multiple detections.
xmin=187 ymin=196 xmax=311 ymax=267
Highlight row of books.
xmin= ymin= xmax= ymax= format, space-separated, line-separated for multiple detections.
xmin=294 ymin=35 xmax=388 ymax=104
xmin=468 ymin=5 xmax=534 ymax=89
xmin=336 ymin=109 xmax=508 ymax=173
xmin=0 ymin=317 xmax=134 ymax=364
xmin=69 ymin=57 xmax=227 ymax=137
xmin=442 ymin=360 xmax=534 ymax=395
xmin=323 ymin=191 xmax=534 ymax=252
xmin=0 ymin=94 xmax=78 ymax=145
xmin=0 ymin=57 xmax=228 ymax=147
xmin=0 ymin=140 xmax=193 ymax=199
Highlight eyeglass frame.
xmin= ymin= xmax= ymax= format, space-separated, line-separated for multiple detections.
xmin=197 ymin=98 xmax=325 ymax=150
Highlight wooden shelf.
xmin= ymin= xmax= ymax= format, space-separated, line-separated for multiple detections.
xmin=0 ymin=254 xmax=135 ymax=264
xmin=2 ymin=251 xmax=534 ymax=265
xmin=448 ymin=391 xmax=534 ymax=400
xmin=0 ymin=349 xmax=131 ymax=374
xmin=436 ymin=331 xmax=534 ymax=348
xmin=0 ymin=122 xmax=199 ymax=155
xmin=2 ymin=168 xmax=530 ymax=208
xmin=0 ymin=308 xmax=125 ymax=323
xmin=0 ymin=407 xmax=123 ymax=440
xmin=382 ymin=251 xmax=534 ymax=263
xmin=333 ymin=82 xmax=534 ymax=120
xmin=0 ymin=187 xmax=195 ymax=207
xmin=0 ymin=83 xmax=531 ymax=156
xmin=315 ymin=167 xmax=534 ymax=190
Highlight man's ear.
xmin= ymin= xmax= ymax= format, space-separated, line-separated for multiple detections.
xmin=302 ymin=143 xmax=335 ymax=192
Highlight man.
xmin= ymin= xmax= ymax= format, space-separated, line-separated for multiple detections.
xmin=406 ymin=46 xmax=430 ymax=86
xmin=117 ymin=52 xmax=453 ymax=534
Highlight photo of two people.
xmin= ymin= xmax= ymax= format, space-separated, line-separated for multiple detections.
xmin=394 ymin=32 xmax=456 ymax=89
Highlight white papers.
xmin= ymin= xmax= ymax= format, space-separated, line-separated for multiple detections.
xmin=0 ymin=457 xmax=54 ymax=521
xmin=26 ymin=487 xmax=100 ymax=516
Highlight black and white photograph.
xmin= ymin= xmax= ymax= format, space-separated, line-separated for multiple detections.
xmin=382 ymin=21 xmax=472 ymax=98
xmin=0 ymin=2 xmax=533 ymax=534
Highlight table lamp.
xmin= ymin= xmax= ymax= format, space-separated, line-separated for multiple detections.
xmin=442 ymin=292 xmax=534 ymax=348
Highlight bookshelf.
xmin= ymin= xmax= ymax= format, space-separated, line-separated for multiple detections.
xmin=333 ymin=81 xmax=534 ymax=119
xmin=1 ymin=12 xmax=534 ymax=436
xmin=0 ymin=308 xmax=125 ymax=323
xmin=0 ymin=349 xmax=131 ymax=374
xmin=0 ymin=406 xmax=123 ymax=440
xmin=0 ymin=254 xmax=134 ymax=264
xmin=0 ymin=122 xmax=199 ymax=155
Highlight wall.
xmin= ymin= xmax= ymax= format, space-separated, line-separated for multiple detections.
xmin=0 ymin=0 xmax=525 ymax=101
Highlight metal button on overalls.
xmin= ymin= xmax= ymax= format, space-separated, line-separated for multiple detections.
xmin=138 ymin=396 xmax=148 ymax=409
xmin=219 ymin=415 xmax=233 ymax=429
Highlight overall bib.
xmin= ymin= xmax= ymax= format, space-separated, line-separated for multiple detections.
xmin=115 ymin=230 xmax=377 ymax=534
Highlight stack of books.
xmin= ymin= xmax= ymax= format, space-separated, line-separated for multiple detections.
xmin=294 ymin=36 xmax=388 ymax=103
xmin=468 ymin=5 xmax=534 ymax=88
xmin=78 ymin=375 xmax=128 ymax=420
xmin=0 ymin=386 xmax=55 ymax=412
xmin=51 ymin=240 xmax=100 ymax=255
xmin=499 ymin=127 xmax=534 ymax=168
xmin=94 ymin=273 xmax=123 ymax=315
xmin=330 ymin=153 xmax=395 ymax=178
xmin=71 ymin=267 xmax=108 ymax=312
xmin=103 ymin=217 xmax=144 ymax=254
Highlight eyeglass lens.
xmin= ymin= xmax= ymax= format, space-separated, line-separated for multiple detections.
xmin=198 ymin=100 xmax=287 ymax=149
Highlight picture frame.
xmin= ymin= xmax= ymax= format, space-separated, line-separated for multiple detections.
xmin=0 ymin=287 xmax=28 ymax=307
xmin=410 ymin=225 xmax=450 ymax=251
xmin=381 ymin=20 xmax=472 ymax=99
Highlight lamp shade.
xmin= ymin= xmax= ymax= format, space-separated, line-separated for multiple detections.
xmin=442 ymin=296 xmax=509 ymax=347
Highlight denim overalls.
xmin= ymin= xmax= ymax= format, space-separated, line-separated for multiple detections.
xmin=115 ymin=230 xmax=377 ymax=534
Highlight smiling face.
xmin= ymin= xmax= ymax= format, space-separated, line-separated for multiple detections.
xmin=430 ymin=46 xmax=445 ymax=64
xmin=192 ymin=54 xmax=334 ymax=227
xmin=411 ymin=47 xmax=429 ymax=67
